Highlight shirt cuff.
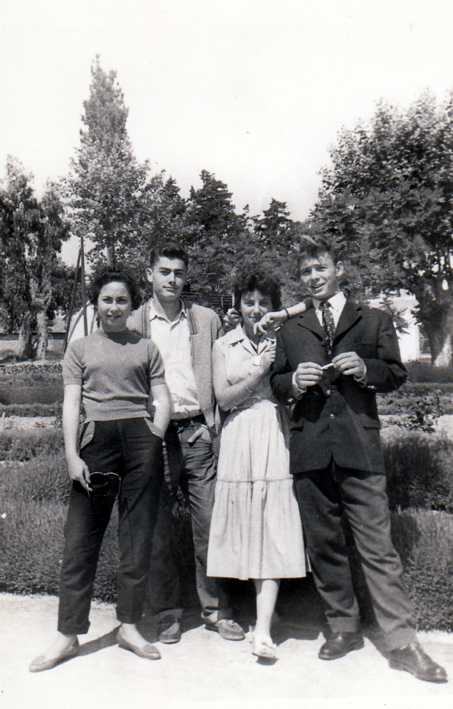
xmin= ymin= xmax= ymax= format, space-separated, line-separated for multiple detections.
xmin=291 ymin=372 xmax=306 ymax=399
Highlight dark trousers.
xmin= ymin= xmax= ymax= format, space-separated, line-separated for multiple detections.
xmin=58 ymin=418 xmax=163 ymax=635
xmin=147 ymin=418 xmax=231 ymax=621
xmin=294 ymin=462 xmax=416 ymax=650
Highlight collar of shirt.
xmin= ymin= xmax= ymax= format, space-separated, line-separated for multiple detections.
xmin=314 ymin=290 xmax=347 ymax=328
xmin=224 ymin=324 xmax=269 ymax=356
xmin=149 ymin=298 xmax=186 ymax=325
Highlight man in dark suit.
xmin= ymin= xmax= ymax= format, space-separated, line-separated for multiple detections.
xmin=271 ymin=238 xmax=447 ymax=683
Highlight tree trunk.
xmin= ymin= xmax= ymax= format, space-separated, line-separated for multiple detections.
xmin=16 ymin=314 xmax=33 ymax=360
xmin=421 ymin=306 xmax=453 ymax=367
xmin=35 ymin=308 xmax=48 ymax=360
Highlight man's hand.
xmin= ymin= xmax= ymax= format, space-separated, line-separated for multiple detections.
xmin=223 ymin=307 xmax=241 ymax=331
xmin=66 ymin=454 xmax=91 ymax=494
xmin=255 ymin=310 xmax=287 ymax=336
xmin=293 ymin=362 xmax=323 ymax=394
xmin=332 ymin=352 xmax=367 ymax=381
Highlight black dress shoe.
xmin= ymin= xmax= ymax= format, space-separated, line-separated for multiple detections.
xmin=389 ymin=642 xmax=448 ymax=683
xmin=319 ymin=632 xmax=364 ymax=660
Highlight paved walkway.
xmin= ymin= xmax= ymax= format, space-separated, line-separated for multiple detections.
xmin=1 ymin=593 xmax=453 ymax=709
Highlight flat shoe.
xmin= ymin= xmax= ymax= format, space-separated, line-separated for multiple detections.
xmin=29 ymin=639 xmax=79 ymax=673
xmin=252 ymin=640 xmax=277 ymax=662
xmin=117 ymin=632 xmax=161 ymax=660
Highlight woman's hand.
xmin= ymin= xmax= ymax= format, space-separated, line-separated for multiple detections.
xmin=259 ymin=338 xmax=277 ymax=371
xmin=66 ymin=454 xmax=92 ymax=494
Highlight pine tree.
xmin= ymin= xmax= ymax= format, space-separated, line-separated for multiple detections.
xmin=65 ymin=57 xmax=152 ymax=266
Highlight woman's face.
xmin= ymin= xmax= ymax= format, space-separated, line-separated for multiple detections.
xmin=240 ymin=289 xmax=272 ymax=334
xmin=97 ymin=281 xmax=132 ymax=333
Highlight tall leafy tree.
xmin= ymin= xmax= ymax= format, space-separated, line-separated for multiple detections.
xmin=0 ymin=158 xmax=69 ymax=358
xmin=185 ymin=170 xmax=249 ymax=295
xmin=312 ymin=92 xmax=453 ymax=365
xmin=65 ymin=57 xmax=153 ymax=266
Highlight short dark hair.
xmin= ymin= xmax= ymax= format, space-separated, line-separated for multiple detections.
xmin=298 ymin=235 xmax=339 ymax=264
xmin=89 ymin=268 xmax=142 ymax=310
xmin=233 ymin=268 xmax=281 ymax=311
xmin=149 ymin=243 xmax=189 ymax=268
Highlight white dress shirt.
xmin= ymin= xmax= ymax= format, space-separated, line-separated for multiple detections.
xmin=149 ymin=300 xmax=201 ymax=419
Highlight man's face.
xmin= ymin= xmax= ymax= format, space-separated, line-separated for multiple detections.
xmin=299 ymin=252 xmax=344 ymax=302
xmin=146 ymin=256 xmax=187 ymax=304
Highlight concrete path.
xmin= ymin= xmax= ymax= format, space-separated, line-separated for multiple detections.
xmin=1 ymin=593 xmax=453 ymax=709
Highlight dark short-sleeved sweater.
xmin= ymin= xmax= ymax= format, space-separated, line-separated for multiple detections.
xmin=62 ymin=329 xmax=165 ymax=421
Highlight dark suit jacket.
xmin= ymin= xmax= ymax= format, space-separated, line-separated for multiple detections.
xmin=270 ymin=299 xmax=407 ymax=475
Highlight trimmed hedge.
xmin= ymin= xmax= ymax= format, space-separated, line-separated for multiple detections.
xmin=348 ymin=509 xmax=453 ymax=632
xmin=378 ymin=383 xmax=453 ymax=416
xmin=0 ymin=403 xmax=61 ymax=417
xmin=385 ymin=433 xmax=453 ymax=513
xmin=405 ymin=361 xmax=453 ymax=383
xmin=0 ymin=453 xmax=69 ymax=504
xmin=0 ymin=498 xmax=118 ymax=600
xmin=0 ymin=428 xmax=64 ymax=461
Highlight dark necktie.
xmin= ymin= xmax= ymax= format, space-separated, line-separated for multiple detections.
xmin=320 ymin=301 xmax=336 ymax=358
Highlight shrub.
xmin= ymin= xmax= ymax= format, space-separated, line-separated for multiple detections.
xmin=0 ymin=361 xmax=62 ymax=383
xmin=0 ymin=383 xmax=63 ymax=406
xmin=384 ymin=433 xmax=453 ymax=513
xmin=0 ymin=453 xmax=70 ymax=504
xmin=347 ymin=509 xmax=453 ymax=632
xmin=0 ymin=403 xmax=61 ymax=417
xmin=0 ymin=428 xmax=64 ymax=461
xmin=0 ymin=498 xmax=118 ymax=601
xmin=406 ymin=361 xmax=453 ymax=383
xmin=378 ymin=383 xmax=453 ymax=416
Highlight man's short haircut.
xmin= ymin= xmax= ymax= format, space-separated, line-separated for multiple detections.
xmin=233 ymin=267 xmax=282 ymax=311
xmin=298 ymin=234 xmax=340 ymax=264
xmin=149 ymin=243 xmax=189 ymax=269
xmin=89 ymin=268 xmax=142 ymax=310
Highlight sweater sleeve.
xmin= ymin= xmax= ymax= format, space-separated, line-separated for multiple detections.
xmin=62 ymin=340 xmax=84 ymax=385
xmin=147 ymin=340 xmax=166 ymax=385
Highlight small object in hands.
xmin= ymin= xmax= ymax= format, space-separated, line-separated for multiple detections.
xmin=322 ymin=363 xmax=335 ymax=371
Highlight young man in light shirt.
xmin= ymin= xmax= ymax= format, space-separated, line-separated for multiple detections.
xmin=128 ymin=244 xmax=244 ymax=644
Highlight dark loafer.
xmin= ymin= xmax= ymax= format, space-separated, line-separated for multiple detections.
xmin=117 ymin=631 xmax=161 ymax=660
xmin=205 ymin=618 xmax=245 ymax=641
xmin=29 ymin=639 xmax=79 ymax=673
xmin=158 ymin=617 xmax=182 ymax=644
xmin=389 ymin=642 xmax=448 ymax=683
xmin=319 ymin=632 xmax=364 ymax=660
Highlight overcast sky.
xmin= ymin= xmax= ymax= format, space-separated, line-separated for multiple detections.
xmin=2 ymin=0 xmax=453 ymax=263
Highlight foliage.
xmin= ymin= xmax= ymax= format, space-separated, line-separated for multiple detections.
xmin=378 ymin=383 xmax=453 ymax=416
xmin=405 ymin=360 xmax=453 ymax=383
xmin=0 ymin=498 xmax=118 ymax=601
xmin=384 ymin=433 xmax=453 ymax=512
xmin=64 ymin=57 xmax=156 ymax=267
xmin=0 ymin=453 xmax=69 ymax=504
xmin=312 ymin=91 xmax=453 ymax=365
xmin=383 ymin=389 xmax=444 ymax=433
xmin=0 ymin=158 xmax=70 ymax=358
xmin=0 ymin=403 xmax=61 ymax=417
xmin=348 ymin=509 xmax=453 ymax=632
xmin=0 ymin=428 xmax=63 ymax=461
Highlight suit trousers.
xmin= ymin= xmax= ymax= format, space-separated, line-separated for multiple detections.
xmin=58 ymin=418 xmax=163 ymax=635
xmin=294 ymin=462 xmax=416 ymax=650
xmin=146 ymin=418 xmax=231 ymax=621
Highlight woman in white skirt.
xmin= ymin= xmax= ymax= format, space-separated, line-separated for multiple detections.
xmin=207 ymin=268 xmax=307 ymax=661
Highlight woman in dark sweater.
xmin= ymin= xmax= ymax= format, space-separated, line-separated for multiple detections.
xmin=30 ymin=269 xmax=171 ymax=671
